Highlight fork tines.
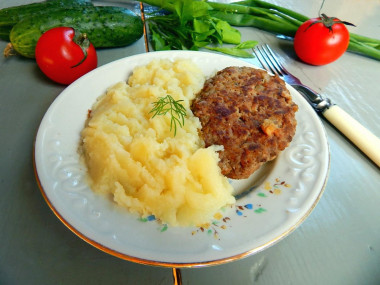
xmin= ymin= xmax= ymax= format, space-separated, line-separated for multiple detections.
xmin=253 ymin=44 xmax=287 ymax=77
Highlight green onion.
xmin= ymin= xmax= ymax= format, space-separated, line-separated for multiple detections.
xmin=235 ymin=0 xmax=310 ymax=22
xmin=209 ymin=11 xmax=299 ymax=37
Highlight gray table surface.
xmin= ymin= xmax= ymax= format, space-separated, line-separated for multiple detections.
xmin=1 ymin=0 xmax=379 ymax=284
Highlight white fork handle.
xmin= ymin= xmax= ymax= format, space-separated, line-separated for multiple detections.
xmin=322 ymin=105 xmax=380 ymax=167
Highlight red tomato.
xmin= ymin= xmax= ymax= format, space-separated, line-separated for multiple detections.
xmin=36 ymin=27 xmax=97 ymax=85
xmin=294 ymin=15 xmax=352 ymax=65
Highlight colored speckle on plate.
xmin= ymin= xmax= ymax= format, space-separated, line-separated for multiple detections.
xmin=213 ymin=212 xmax=223 ymax=220
xmin=264 ymin=179 xmax=291 ymax=195
xmin=254 ymin=207 xmax=267 ymax=214
xmin=138 ymin=178 xmax=291 ymax=240
xmin=147 ymin=215 xmax=156 ymax=221
xmin=245 ymin=204 xmax=253 ymax=209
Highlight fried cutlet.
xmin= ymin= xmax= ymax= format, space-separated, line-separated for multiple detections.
xmin=191 ymin=66 xmax=298 ymax=179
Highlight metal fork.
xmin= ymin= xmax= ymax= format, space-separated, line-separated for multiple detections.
xmin=253 ymin=44 xmax=332 ymax=113
xmin=253 ymin=44 xmax=380 ymax=167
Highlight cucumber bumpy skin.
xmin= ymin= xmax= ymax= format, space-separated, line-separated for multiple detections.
xmin=9 ymin=6 xmax=144 ymax=58
xmin=0 ymin=0 xmax=93 ymax=41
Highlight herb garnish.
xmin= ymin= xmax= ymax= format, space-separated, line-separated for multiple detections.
xmin=149 ymin=95 xmax=187 ymax=136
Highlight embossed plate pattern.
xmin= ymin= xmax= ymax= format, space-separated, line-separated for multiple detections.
xmin=34 ymin=51 xmax=329 ymax=267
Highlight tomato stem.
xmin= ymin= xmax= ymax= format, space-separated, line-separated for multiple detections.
xmin=71 ymin=29 xmax=90 ymax=68
xmin=304 ymin=13 xmax=355 ymax=33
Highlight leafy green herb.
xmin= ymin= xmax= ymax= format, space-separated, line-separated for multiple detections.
xmin=149 ymin=95 xmax=187 ymax=136
xmin=146 ymin=0 xmax=256 ymax=57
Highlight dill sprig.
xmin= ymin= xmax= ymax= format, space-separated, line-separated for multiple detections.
xmin=149 ymin=95 xmax=187 ymax=136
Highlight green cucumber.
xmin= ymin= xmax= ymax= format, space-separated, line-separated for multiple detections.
xmin=9 ymin=6 xmax=144 ymax=58
xmin=0 ymin=0 xmax=93 ymax=41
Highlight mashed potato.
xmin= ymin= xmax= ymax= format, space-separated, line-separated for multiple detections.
xmin=80 ymin=59 xmax=235 ymax=227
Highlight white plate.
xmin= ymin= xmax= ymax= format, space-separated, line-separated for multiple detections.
xmin=34 ymin=50 xmax=329 ymax=267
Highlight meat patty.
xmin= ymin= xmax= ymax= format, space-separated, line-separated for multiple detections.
xmin=191 ymin=66 xmax=298 ymax=179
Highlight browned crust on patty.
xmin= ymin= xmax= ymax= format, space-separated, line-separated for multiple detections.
xmin=191 ymin=66 xmax=298 ymax=179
